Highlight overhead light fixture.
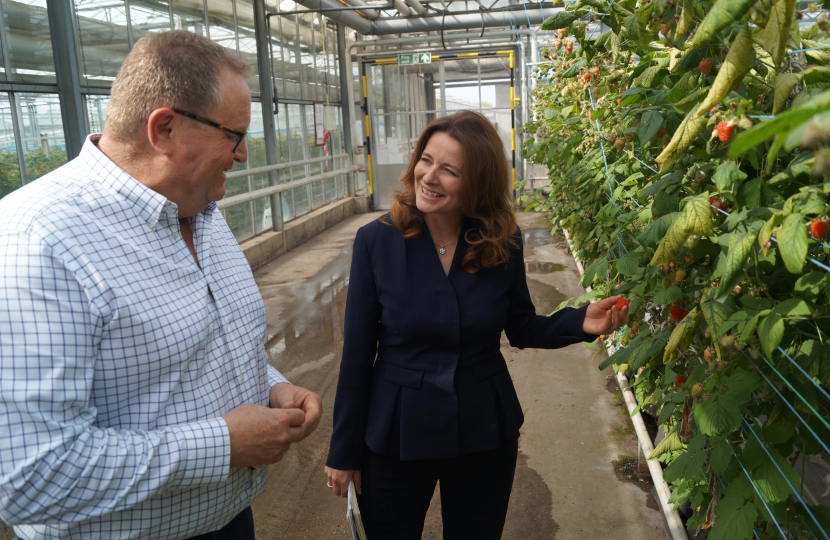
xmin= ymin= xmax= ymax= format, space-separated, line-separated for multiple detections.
xmin=279 ymin=0 xmax=296 ymax=11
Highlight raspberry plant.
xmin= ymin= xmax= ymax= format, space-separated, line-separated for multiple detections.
xmin=526 ymin=1 xmax=830 ymax=538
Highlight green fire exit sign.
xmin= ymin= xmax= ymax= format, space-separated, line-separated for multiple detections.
xmin=398 ymin=53 xmax=432 ymax=65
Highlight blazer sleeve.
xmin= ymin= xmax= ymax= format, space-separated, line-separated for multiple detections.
xmin=504 ymin=231 xmax=598 ymax=349
xmin=326 ymin=227 xmax=380 ymax=470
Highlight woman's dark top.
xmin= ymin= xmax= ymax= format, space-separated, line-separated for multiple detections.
xmin=326 ymin=216 xmax=595 ymax=470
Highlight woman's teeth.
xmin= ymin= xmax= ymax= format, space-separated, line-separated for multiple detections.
xmin=422 ymin=186 xmax=442 ymax=198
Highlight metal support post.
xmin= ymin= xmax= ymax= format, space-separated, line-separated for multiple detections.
xmin=45 ymin=0 xmax=86 ymax=160
xmin=253 ymin=0 xmax=283 ymax=233
xmin=336 ymin=24 xmax=355 ymax=195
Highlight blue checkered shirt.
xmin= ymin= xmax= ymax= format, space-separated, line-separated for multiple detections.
xmin=0 ymin=136 xmax=288 ymax=539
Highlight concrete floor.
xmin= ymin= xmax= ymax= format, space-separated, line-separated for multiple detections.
xmin=250 ymin=211 xmax=670 ymax=540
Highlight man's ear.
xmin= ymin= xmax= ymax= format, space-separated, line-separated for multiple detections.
xmin=146 ymin=108 xmax=178 ymax=157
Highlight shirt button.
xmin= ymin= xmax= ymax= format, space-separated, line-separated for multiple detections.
xmin=225 ymin=324 xmax=230 ymax=331
xmin=149 ymin=220 xmax=157 ymax=228
xmin=172 ymin=231 xmax=180 ymax=240
xmin=239 ymin=374 xmax=246 ymax=383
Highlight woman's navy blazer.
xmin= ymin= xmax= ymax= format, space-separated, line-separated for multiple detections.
xmin=326 ymin=216 xmax=595 ymax=470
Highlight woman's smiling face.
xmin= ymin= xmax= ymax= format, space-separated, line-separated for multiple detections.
xmin=413 ymin=132 xmax=466 ymax=219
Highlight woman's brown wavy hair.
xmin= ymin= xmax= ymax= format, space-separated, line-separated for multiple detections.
xmin=388 ymin=110 xmax=517 ymax=274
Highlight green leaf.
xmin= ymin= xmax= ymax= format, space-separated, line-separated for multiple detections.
xmin=664 ymin=306 xmax=701 ymax=363
xmin=701 ymin=288 xmax=737 ymax=331
xmin=638 ymin=110 xmax=664 ymax=146
xmin=654 ymin=285 xmax=683 ymax=306
xmin=653 ymin=189 xmax=679 ymax=217
xmin=795 ymin=503 xmax=830 ymax=539
xmin=777 ymin=213 xmax=809 ymax=274
xmin=655 ymin=108 xmax=708 ymax=172
xmin=694 ymin=370 xmax=758 ymax=436
xmin=696 ymin=29 xmax=756 ymax=118
xmin=738 ymin=177 xmax=763 ymax=209
xmin=663 ymin=433 xmax=707 ymax=482
xmin=746 ymin=449 xmax=800 ymax=503
xmin=772 ymin=298 xmax=814 ymax=317
xmin=598 ymin=341 xmax=634 ymax=370
xmin=581 ymin=257 xmax=609 ymax=286
xmin=758 ymin=312 xmax=784 ymax=358
xmin=773 ymin=72 xmax=802 ymax=115
xmin=615 ymin=251 xmax=641 ymax=276
xmin=753 ymin=0 xmax=798 ymax=68
xmin=691 ymin=0 xmax=757 ymax=48
xmin=716 ymin=231 xmax=758 ymax=297
xmin=650 ymin=195 xmax=715 ymax=267
xmin=796 ymin=340 xmax=830 ymax=386
xmin=633 ymin=66 xmax=666 ymax=89
xmin=649 ymin=429 xmax=685 ymax=459
xmin=713 ymin=162 xmax=748 ymax=194
xmin=802 ymin=65 xmax=830 ymax=85
xmin=708 ymin=493 xmax=758 ymax=540
xmin=541 ymin=11 xmax=577 ymax=30
xmin=684 ymin=194 xmax=717 ymax=237
xmin=709 ymin=436 xmax=733 ymax=475
xmin=730 ymin=90 xmax=830 ymax=158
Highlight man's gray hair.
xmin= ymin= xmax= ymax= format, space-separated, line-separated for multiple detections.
xmin=105 ymin=30 xmax=251 ymax=142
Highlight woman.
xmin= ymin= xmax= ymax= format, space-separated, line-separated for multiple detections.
xmin=325 ymin=110 xmax=626 ymax=539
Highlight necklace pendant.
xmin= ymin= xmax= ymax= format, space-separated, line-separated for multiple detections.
xmin=438 ymin=246 xmax=446 ymax=255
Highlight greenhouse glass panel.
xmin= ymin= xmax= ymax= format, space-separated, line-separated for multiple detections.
xmin=171 ymin=0 xmax=207 ymax=35
xmin=0 ymin=92 xmax=21 ymax=198
xmin=298 ymin=13 xmax=314 ymax=101
xmin=305 ymin=104 xmax=321 ymax=176
xmin=268 ymin=13 xmax=285 ymax=101
xmin=129 ymin=0 xmax=171 ymax=37
xmin=276 ymin=102 xmax=290 ymax=183
xmin=206 ymin=0 xmax=238 ymax=56
xmin=85 ymin=94 xmax=109 ymax=134
xmin=286 ymin=102 xmax=304 ymax=179
xmin=235 ymin=0 xmax=260 ymax=93
xmin=74 ymin=0 xmax=130 ymax=86
xmin=2 ymin=0 xmax=55 ymax=83
xmin=280 ymin=15 xmax=301 ymax=100
xmin=16 ymin=93 xmax=67 ymax=181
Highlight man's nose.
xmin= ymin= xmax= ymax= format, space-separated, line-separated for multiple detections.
xmin=234 ymin=138 xmax=248 ymax=163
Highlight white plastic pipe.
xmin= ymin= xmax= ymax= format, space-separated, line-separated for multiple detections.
xmin=394 ymin=0 xmax=412 ymax=17
xmin=405 ymin=0 xmax=427 ymax=16
xmin=562 ymin=230 xmax=689 ymax=540
xmin=342 ymin=0 xmax=380 ymax=20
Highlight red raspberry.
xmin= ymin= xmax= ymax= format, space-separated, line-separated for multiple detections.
xmin=716 ymin=122 xmax=733 ymax=142
xmin=583 ymin=73 xmax=592 ymax=82
xmin=810 ymin=219 xmax=829 ymax=239
xmin=699 ymin=59 xmax=712 ymax=75
xmin=676 ymin=374 xmax=686 ymax=386
xmin=615 ymin=297 xmax=630 ymax=311
xmin=669 ymin=305 xmax=689 ymax=321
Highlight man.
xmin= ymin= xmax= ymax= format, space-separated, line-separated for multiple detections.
xmin=0 ymin=30 xmax=322 ymax=539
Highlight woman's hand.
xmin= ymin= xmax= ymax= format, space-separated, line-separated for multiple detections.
xmin=583 ymin=295 xmax=628 ymax=336
xmin=325 ymin=466 xmax=361 ymax=498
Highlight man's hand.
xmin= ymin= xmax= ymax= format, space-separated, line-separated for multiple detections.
xmin=222 ymin=404 xmax=306 ymax=467
xmin=583 ymin=295 xmax=628 ymax=336
xmin=325 ymin=467 xmax=361 ymax=498
xmin=269 ymin=383 xmax=322 ymax=438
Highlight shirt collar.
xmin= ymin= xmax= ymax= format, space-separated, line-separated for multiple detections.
xmin=78 ymin=135 xmax=188 ymax=227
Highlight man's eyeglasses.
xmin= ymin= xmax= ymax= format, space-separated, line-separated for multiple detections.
xmin=172 ymin=108 xmax=247 ymax=153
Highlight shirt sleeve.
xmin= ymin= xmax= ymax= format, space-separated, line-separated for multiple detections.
xmin=326 ymin=227 xmax=380 ymax=470
xmin=504 ymin=230 xmax=596 ymax=349
xmin=0 ymin=232 xmax=231 ymax=526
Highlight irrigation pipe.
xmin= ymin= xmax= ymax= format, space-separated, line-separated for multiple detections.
xmin=561 ymin=228 xmax=689 ymax=540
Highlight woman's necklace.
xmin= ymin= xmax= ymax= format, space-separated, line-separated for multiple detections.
xmin=434 ymin=238 xmax=457 ymax=256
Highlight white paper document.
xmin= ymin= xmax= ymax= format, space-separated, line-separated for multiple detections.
xmin=347 ymin=479 xmax=367 ymax=540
